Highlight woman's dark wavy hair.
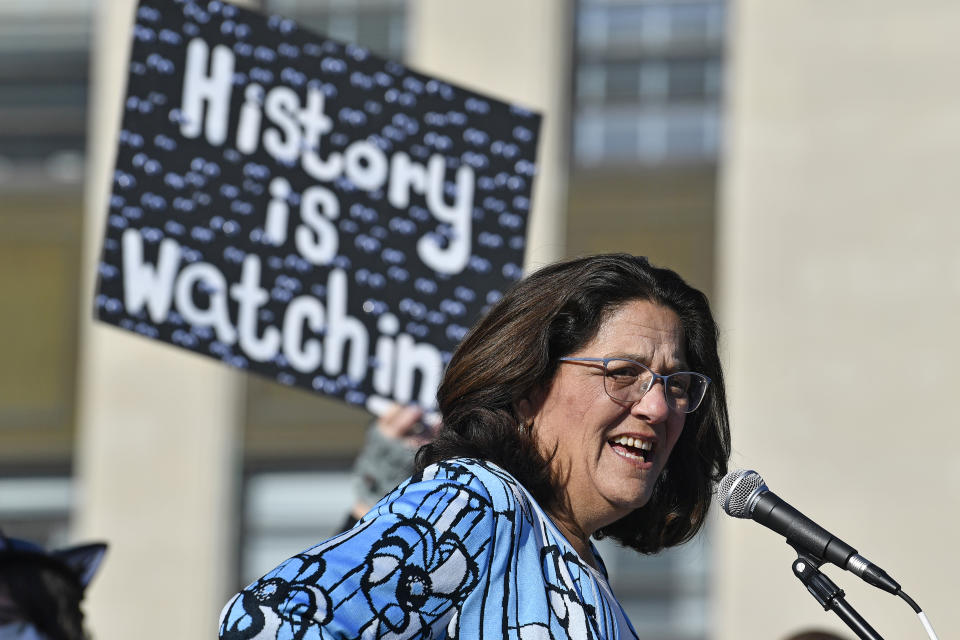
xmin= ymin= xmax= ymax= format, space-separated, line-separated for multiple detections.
xmin=416 ymin=253 xmax=730 ymax=553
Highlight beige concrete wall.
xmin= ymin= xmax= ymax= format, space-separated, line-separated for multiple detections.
xmin=75 ymin=2 xmax=247 ymax=637
xmin=407 ymin=0 xmax=572 ymax=267
xmin=717 ymin=2 xmax=960 ymax=638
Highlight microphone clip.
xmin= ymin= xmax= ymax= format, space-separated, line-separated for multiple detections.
xmin=788 ymin=545 xmax=885 ymax=640
xmin=790 ymin=548 xmax=842 ymax=611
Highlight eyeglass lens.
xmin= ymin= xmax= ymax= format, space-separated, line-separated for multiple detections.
xmin=602 ymin=359 xmax=708 ymax=413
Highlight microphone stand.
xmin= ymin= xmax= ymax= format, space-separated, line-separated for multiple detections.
xmin=790 ymin=546 xmax=884 ymax=640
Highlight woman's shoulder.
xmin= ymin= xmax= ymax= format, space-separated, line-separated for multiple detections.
xmin=414 ymin=458 xmax=530 ymax=512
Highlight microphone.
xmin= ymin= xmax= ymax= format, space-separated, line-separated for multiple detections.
xmin=719 ymin=469 xmax=901 ymax=594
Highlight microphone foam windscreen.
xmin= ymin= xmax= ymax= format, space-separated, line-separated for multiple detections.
xmin=718 ymin=469 xmax=765 ymax=518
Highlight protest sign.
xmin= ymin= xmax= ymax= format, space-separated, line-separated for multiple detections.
xmin=94 ymin=0 xmax=540 ymax=412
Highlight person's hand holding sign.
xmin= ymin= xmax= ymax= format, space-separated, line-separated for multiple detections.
xmin=375 ymin=403 xmax=438 ymax=451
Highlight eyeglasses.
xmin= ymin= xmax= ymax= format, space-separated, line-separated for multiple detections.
xmin=558 ymin=357 xmax=711 ymax=414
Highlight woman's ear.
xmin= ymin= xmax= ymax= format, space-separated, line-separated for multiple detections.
xmin=516 ymin=386 xmax=546 ymax=424
xmin=516 ymin=397 xmax=533 ymax=422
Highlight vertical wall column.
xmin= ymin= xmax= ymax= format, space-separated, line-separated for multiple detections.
xmin=76 ymin=2 xmax=248 ymax=638
xmin=717 ymin=2 xmax=960 ymax=637
xmin=407 ymin=0 xmax=573 ymax=268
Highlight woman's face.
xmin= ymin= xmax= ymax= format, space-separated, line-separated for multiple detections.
xmin=529 ymin=299 xmax=687 ymax=533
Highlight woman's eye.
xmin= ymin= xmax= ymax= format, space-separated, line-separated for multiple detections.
xmin=606 ymin=362 xmax=641 ymax=379
xmin=667 ymin=375 xmax=691 ymax=396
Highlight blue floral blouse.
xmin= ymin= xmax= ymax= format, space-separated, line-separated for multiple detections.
xmin=219 ymin=458 xmax=638 ymax=639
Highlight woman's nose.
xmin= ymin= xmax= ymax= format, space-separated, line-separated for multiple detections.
xmin=630 ymin=379 xmax=670 ymax=423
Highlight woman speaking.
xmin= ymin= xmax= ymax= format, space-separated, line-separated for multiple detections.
xmin=219 ymin=253 xmax=730 ymax=639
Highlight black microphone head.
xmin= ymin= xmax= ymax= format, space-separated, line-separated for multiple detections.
xmin=718 ymin=469 xmax=767 ymax=518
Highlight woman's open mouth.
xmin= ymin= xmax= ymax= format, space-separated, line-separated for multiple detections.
xmin=609 ymin=435 xmax=654 ymax=463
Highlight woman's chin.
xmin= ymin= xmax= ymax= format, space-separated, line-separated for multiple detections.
xmin=599 ymin=482 xmax=654 ymax=520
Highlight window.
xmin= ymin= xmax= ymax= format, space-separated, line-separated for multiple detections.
xmin=0 ymin=0 xmax=92 ymax=181
xmin=240 ymin=469 xmax=354 ymax=586
xmin=0 ymin=475 xmax=74 ymax=548
xmin=264 ymin=0 xmax=406 ymax=60
xmin=573 ymin=0 xmax=725 ymax=166
xmin=596 ymin=535 xmax=711 ymax=640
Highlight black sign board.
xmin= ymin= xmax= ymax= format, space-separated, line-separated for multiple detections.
xmin=94 ymin=0 xmax=540 ymax=413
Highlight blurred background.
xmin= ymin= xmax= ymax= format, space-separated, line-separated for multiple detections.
xmin=0 ymin=0 xmax=956 ymax=638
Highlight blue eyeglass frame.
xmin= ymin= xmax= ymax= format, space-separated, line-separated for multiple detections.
xmin=557 ymin=356 xmax=712 ymax=413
